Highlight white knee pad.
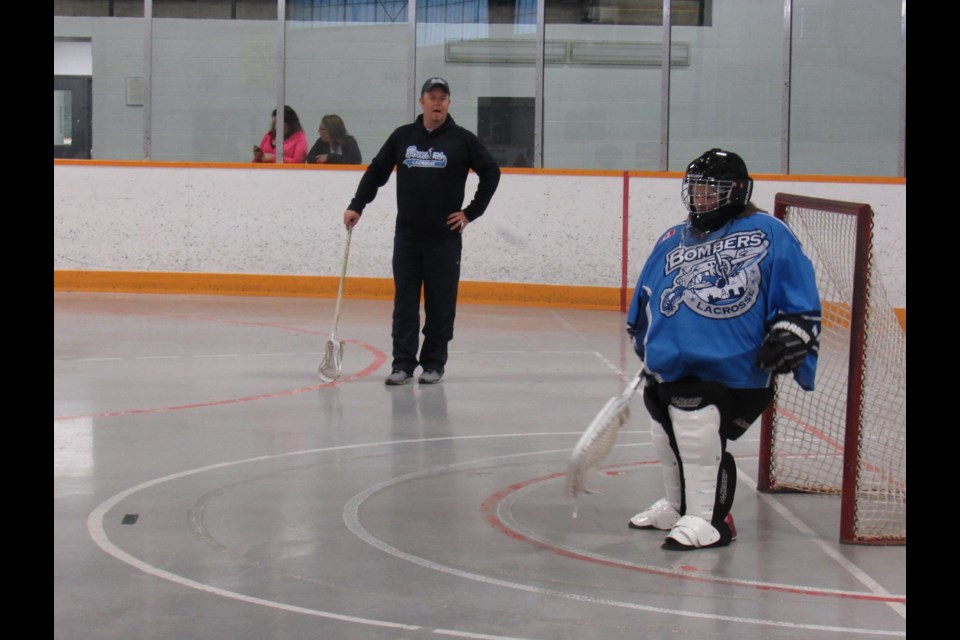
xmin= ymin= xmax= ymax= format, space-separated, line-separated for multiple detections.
xmin=668 ymin=404 xmax=723 ymax=522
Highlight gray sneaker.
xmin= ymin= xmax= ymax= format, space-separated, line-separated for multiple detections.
xmin=385 ymin=370 xmax=413 ymax=386
xmin=418 ymin=369 xmax=444 ymax=384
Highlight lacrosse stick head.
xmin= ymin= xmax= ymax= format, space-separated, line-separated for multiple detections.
xmin=565 ymin=396 xmax=631 ymax=500
xmin=318 ymin=338 xmax=344 ymax=382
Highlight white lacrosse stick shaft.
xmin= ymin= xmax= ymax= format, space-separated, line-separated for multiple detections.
xmin=330 ymin=228 xmax=352 ymax=339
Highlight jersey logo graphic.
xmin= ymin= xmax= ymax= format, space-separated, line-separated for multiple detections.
xmin=403 ymin=145 xmax=448 ymax=168
xmin=659 ymin=230 xmax=769 ymax=319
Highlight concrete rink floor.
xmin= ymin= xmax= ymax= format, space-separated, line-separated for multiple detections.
xmin=53 ymin=292 xmax=906 ymax=640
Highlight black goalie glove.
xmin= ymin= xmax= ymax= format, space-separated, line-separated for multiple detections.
xmin=756 ymin=318 xmax=816 ymax=374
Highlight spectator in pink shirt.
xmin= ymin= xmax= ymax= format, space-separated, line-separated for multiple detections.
xmin=252 ymin=105 xmax=307 ymax=163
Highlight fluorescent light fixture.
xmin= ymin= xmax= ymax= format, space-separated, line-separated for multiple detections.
xmin=569 ymin=41 xmax=690 ymax=66
xmin=446 ymin=39 xmax=567 ymax=64
xmin=445 ymin=39 xmax=689 ymax=67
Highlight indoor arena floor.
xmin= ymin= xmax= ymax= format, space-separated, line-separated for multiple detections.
xmin=53 ymin=292 xmax=906 ymax=640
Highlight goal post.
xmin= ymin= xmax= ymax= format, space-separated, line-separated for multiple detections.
xmin=757 ymin=193 xmax=906 ymax=545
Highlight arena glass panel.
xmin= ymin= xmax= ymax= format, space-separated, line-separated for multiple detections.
xmin=414 ymin=0 xmax=538 ymax=170
xmin=668 ymin=0 xmax=783 ymax=174
xmin=542 ymin=3 xmax=663 ymax=171
xmin=148 ymin=16 xmax=278 ymax=162
xmin=284 ymin=17 xmax=408 ymax=168
xmin=789 ymin=0 xmax=903 ymax=177
xmin=54 ymin=16 xmax=147 ymax=160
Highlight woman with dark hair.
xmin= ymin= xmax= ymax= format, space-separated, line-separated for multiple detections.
xmin=307 ymin=114 xmax=362 ymax=165
xmin=252 ymin=105 xmax=308 ymax=163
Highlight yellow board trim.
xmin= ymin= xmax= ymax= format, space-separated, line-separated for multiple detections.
xmin=893 ymin=308 xmax=906 ymax=333
xmin=53 ymin=270 xmax=621 ymax=310
xmin=53 ymin=269 xmax=905 ymax=329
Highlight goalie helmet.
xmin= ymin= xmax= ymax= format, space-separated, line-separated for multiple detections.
xmin=682 ymin=149 xmax=754 ymax=234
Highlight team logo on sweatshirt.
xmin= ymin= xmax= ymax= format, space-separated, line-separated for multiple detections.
xmin=659 ymin=230 xmax=769 ymax=319
xmin=403 ymin=146 xmax=448 ymax=168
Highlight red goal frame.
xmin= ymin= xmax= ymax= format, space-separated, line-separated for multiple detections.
xmin=757 ymin=193 xmax=905 ymax=546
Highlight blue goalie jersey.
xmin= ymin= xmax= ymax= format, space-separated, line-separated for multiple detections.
xmin=626 ymin=211 xmax=821 ymax=391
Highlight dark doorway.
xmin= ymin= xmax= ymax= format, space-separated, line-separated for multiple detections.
xmin=54 ymin=75 xmax=92 ymax=159
xmin=477 ymin=97 xmax=534 ymax=169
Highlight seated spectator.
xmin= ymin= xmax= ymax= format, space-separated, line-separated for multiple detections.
xmin=307 ymin=114 xmax=362 ymax=165
xmin=252 ymin=105 xmax=308 ymax=163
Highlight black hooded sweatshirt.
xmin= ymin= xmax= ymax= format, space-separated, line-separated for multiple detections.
xmin=348 ymin=114 xmax=500 ymax=238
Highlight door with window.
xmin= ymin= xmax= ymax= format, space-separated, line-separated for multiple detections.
xmin=54 ymin=75 xmax=92 ymax=159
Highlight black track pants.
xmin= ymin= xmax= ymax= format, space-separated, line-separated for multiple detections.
xmin=391 ymin=231 xmax=462 ymax=374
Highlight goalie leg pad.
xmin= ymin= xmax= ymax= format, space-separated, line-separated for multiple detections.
xmin=661 ymin=406 xmax=739 ymax=550
xmin=651 ymin=417 xmax=683 ymax=515
xmin=628 ymin=416 xmax=682 ymax=530
xmin=662 ymin=513 xmax=737 ymax=550
xmin=668 ymin=403 xmax=723 ymax=523
xmin=664 ymin=515 xmax=721 ymax=548
xmin=714 ymin=451 xmax=737 ymax=523
xmin=630 ymin=382 xmax=684 ymax=530
xmin=629 ymin=497 xmax=680 ymax=530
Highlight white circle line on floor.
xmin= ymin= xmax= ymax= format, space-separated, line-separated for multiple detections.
xmin=492 ymin=465 xmax=905 ymax=604
xmin=87 ymin=434 xmax=904 ymax=639
xmin=343 ymin=446 xmax=904 ymax=636
xmin=87 ymin=435 xmax=581 ymax=639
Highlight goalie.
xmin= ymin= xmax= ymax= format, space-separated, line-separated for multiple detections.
xmin=626 ymin=149 xmax=820 ymax=550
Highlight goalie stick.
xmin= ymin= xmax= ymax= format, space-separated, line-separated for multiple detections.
xmin=565 ymin=370 xmax=645 ymax=516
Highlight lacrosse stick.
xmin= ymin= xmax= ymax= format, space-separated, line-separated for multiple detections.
xmin=565 ymin=369 xmax=645 ymax=517
xmin=318 ymin=228 xmax=352 ymax=382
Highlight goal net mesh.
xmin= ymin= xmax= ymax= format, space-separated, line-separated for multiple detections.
xmin=760 ymin=194 xmax=905 ymax=544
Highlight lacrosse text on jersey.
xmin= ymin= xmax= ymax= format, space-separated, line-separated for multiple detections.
xmin=659 ymin=230 xmax=769 ymax=319
xmin=403 ymin=146 xmax=448 ymax=168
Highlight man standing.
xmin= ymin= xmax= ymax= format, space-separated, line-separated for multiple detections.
xmin=343 ymin=77 xmax=501 ymax=385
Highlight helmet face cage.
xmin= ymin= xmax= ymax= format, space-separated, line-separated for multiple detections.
xmin=681 ymin=149 xmax=753 ymax=234
xmin=682 ymin=177 xmax=740 ymax=217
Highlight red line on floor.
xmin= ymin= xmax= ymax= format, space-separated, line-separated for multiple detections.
xmin=479 ymin=467 xmax=905 ymax=605
xmin=53 ymin=339 xmax=387 ymax=422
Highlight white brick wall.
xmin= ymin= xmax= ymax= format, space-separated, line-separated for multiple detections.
xmin=53 ymin=164 xmax=907 ymax=307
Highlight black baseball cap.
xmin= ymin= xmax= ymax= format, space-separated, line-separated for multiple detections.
xmin=420 ymin=77 xmax=451 ymax=95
